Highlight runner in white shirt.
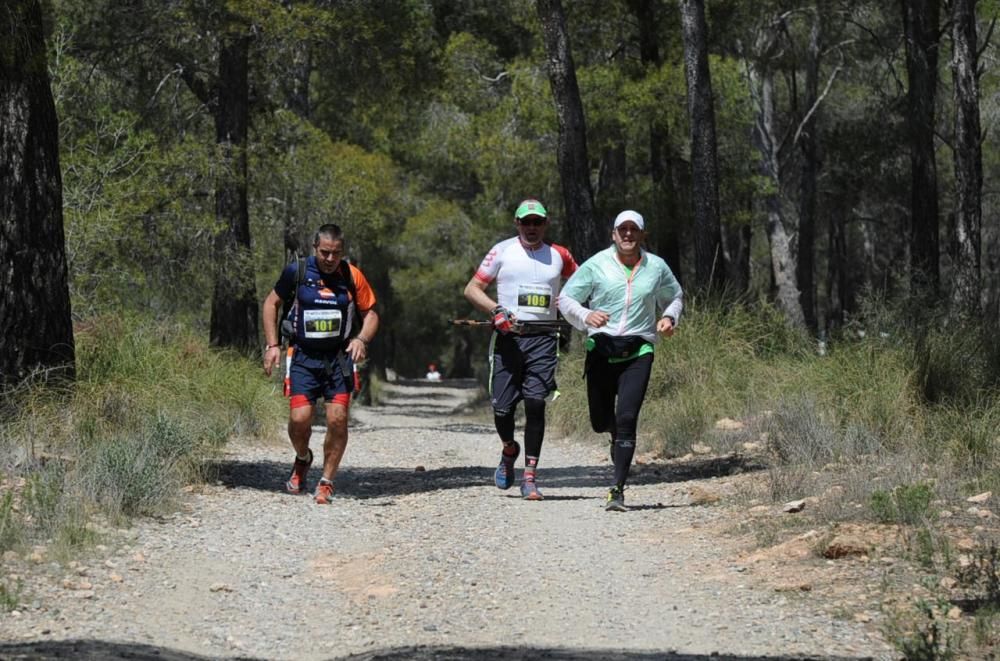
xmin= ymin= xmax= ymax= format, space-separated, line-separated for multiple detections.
xmin=464 ymin=199 xmax=578 ymax=500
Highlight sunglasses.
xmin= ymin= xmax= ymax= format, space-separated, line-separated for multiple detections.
xmin=518 ymin=217 xmax=546 ymax=227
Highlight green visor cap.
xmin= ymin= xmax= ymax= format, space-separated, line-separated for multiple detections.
xmin=515 ymin=199 xmax=547 ymax=220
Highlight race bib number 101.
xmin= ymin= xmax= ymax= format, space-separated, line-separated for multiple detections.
xmin=303 ymin=309 xmax=342 ymax=339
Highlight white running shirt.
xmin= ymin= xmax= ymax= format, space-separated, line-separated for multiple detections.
xmin=473 ymin=237 xmax=577 ymax=321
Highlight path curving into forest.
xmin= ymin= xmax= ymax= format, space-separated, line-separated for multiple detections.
xmin=0 ymin=380 xmax=897 ymax=660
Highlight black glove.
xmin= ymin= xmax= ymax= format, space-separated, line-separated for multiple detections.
xmin=491 ymin=305 xmax=516 ymax=334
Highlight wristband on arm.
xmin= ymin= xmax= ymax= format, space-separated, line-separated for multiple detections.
xmin=491 ymin=306 xmax=515 ymax=334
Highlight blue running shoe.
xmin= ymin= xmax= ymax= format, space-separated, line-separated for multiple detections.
xmin=493 ymin=441 xmax=520 ymax=490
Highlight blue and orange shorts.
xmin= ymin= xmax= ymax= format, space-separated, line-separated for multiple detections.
xmin=288 ymin=347 xmax=353 ymax=409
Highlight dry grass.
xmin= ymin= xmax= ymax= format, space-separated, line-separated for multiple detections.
xmin=548 ymin=299 xmax=1000 ymax=659
xmin=0 ymin=316 xmax=284 ymax=564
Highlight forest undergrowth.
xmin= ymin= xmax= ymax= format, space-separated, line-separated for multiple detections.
xmin=550 ymin=295 xmax=1000 ymax=658
xmin=1 ymin=302 xmax=998 ymax=657
xmin=0 ymin=316 xmax=281 ymax=569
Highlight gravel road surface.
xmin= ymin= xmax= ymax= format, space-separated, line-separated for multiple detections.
xmin=0 ymin=379 xmax=897 ymax=660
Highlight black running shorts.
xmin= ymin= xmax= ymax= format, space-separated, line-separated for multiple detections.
xmin=488 ymin=333 xmax=558 ymax=415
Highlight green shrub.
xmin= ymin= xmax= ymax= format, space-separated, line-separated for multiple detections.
xmin=870 ymin=482 xmax=935 ymax=525
xmin=913 ymin=320 xmax=1000 ymax=406
xmin=0 ymin=316 xmax=284 ymax=548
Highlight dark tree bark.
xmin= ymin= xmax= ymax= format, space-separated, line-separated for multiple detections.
xmin=629 ymin=0 xmax=683 ymax=274
xmin=209 ymin=33 xmax=258 ymax=352
xmin=950 ymin=0 xmax=983 ymax=316
xmin=596 ymin=133 xmax=627 ymax=218
xmin=678 ymin=0 xmax=725 ymax=293
xmin=0 ymin=0 xmax=76 ymax=386
xmin=536 ymin=0 xmax=603 ymax=260
xmin=282 ymin=42 xmax=312 ymax=265
xmin=796 ymin=14 xmax=821 ymax=331
xmin=900 ymin=0 xmax=942 ymax=295
xmin=826 ymin=202 xmax=851 ymax=330
xmin=721 ymin=218 xmax=751 ymax=294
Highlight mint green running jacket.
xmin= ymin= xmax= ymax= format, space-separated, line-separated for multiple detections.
xmin=557 ymin=246 xmax=683 ymax=343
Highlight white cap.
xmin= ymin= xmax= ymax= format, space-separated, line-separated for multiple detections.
xmin=613 ymin=210 xmax=645 ymax=231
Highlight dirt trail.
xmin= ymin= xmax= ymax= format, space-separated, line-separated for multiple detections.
xmin=0 ymin=380 xmax=896 ymax=660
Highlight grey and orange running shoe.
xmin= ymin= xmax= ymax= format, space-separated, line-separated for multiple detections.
xmin=520 ymin=479 xmax=543 ymax=501
xmin=285 ymin=449 xmax=313 ymax=494
xmin=314 ymin=478 xmax=335 ymax=504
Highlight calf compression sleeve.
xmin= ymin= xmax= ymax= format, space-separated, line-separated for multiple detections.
xmin=494 ymin=411 xmax=516 ymax=444
xmin=523 ymin=398 xmax=545 ymax=459
xmin=613 ymin=437 xmax=636 ymax=488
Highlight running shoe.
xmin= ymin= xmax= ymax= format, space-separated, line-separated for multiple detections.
xmin=605 ymin=486 xmax=626 ymax=512
xmin=285 ymin=449 xmax=313 ymax=494
xmin=520 ymin=479 xmax=543 ymax=501
xmin=493 ymin=441 xmax=520 ymax=490
xmin=314 ymin=478 xmax=335 ymax=504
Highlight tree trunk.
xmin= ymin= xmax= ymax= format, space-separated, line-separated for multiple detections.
xmin=900 ymin=0 xmax=941 ymax=295
xmin=536 ymin=0 xmax=603 ymax=260
xmin=950 ymin=0 xmax=982 ymax=316
xmin=752 ymin=68 xmax=807 ymax=329
xmin=285 ymin=41 xmax=311 ymax=120
xmin=796 ymin=14 xmax=821 ymax=331
xmin=0 ymin=0 xmax=76 ymax=386
xmin=283 ymin=42 xmax=311 ymax=265
xmin=721 ymin=218 xmax=751 ymax=294
xmin=630 ymin=0 xmax=683 ymax=272
xmin=209 ymin=33 xmax=258 ymax=352
xmin=826 ymin=197 xmax=851 ymax=330
xmin=596 ymin=135 xmax=627 ymax=219
xmin=678 ymin=0 xmax=725 ymax=293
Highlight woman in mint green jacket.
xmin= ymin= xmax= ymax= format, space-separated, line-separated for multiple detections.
xmin=557 ymin=210 xmax=683 ymax=511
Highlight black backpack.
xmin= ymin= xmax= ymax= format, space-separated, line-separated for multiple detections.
xmin=280 ymin=257 xmax=358 ymax=342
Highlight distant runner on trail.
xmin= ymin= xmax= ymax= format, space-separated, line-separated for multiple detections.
xmin=558 ymin=210 xmax=683 ymax=512
xmin=261 ymin=224 xmax=379 ymax=505
xmin=463 ymin=199 xmax=578 ymax=501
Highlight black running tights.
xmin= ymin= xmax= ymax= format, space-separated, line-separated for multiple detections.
xmin=586 ymin=353 xmax=653 ymax=488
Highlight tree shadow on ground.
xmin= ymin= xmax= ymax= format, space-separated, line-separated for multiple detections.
xmin=207 ymin=454 xmax=764 ymax=500
xmin=0 ymin=640 xmax=878 ymax=660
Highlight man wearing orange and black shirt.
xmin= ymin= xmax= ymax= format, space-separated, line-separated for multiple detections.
xmin=262 ymin=224 xmax=379 ymax=505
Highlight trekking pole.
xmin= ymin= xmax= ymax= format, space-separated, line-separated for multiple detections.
xmin=450 ymin=319 xmax=572 ymax=333
xmin=450 ymin=319 xmax=494 ymax=327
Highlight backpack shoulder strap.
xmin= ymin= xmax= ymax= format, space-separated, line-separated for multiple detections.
xmin=281 ymin=257 xmax=307 ymax=305
xmin=295 ymin=256 xmax=307 ymax=290
xmin=340 ymin=260 xmax=360 ymax=339
xmin=340 ymin=259 xmax=357 ymax=303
